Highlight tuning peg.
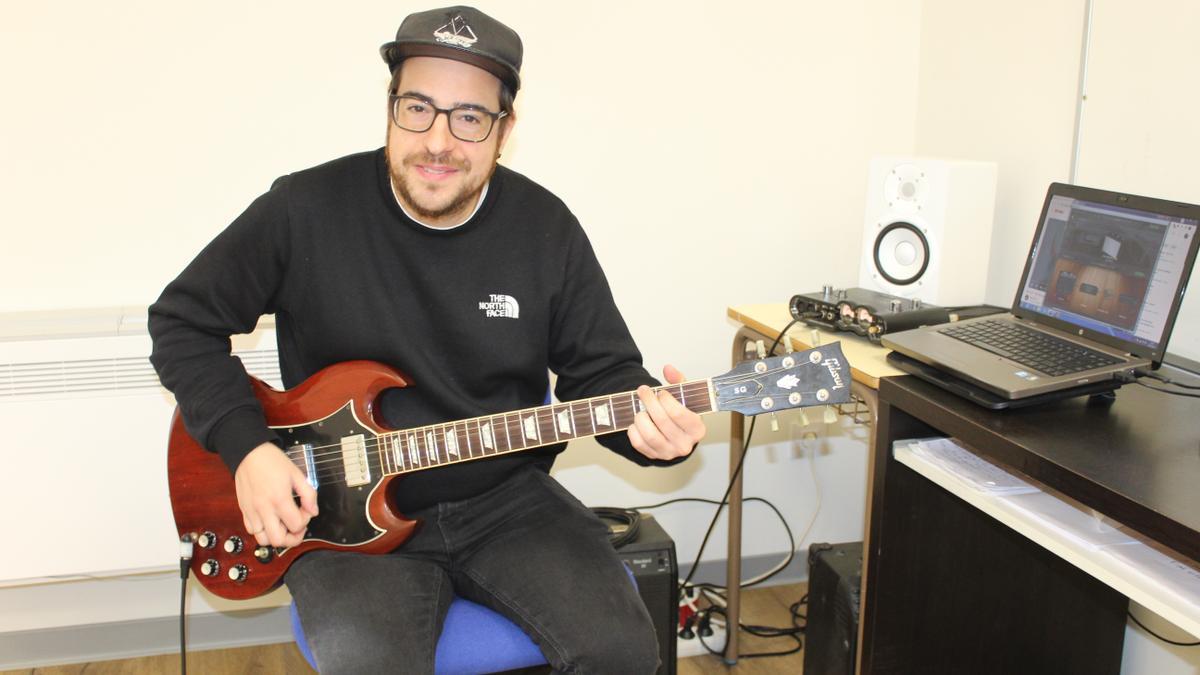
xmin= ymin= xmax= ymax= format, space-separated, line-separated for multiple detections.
xmin=770 ymin=413 xmax=780 ymax=432
xmin=798 ymin=408 xmax=810 ymax=427
xmin=782 ymin=331 xmax=794 ymax=354
xmin=823 ymin=405 xmax=838 ymax=425
xmin=755 ymin=339 xmax=767 ymax=359
xmin=810 ymin=329 xmax=822 ymax=347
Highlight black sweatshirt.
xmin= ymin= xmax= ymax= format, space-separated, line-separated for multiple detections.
xmin=149 ymin=149 xmax=673 ymax=511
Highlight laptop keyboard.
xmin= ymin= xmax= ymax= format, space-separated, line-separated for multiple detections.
xmin=939 ymin=319 xmax=1123 ymax=377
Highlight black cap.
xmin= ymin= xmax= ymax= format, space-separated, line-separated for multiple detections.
xmin=380 ymin=6 xmax=523 ymax=92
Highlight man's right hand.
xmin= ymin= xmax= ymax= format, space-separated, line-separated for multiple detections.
xmin=234 ymin=442 xmax=319 ymax=549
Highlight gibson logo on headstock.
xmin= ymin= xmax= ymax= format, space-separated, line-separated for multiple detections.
xmin=823 ymin=358 xmax=846 ymax=389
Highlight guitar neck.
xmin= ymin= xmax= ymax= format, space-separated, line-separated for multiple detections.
xmin=376 ymin=380 xmax=715 ymax=475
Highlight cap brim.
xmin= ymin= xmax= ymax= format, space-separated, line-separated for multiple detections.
xmin=380 ymin=41 xmax=520 ymax=92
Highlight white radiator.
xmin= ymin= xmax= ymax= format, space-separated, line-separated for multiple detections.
xmin=0 ymin=308 xmax=280 ymax=585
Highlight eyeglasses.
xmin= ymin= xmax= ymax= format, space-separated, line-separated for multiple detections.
xmin=389 ymin=94 xmax=507 ymax=143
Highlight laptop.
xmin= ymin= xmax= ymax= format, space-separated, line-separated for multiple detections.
xmin=883 ymin=182 xmax=1200 ymax=400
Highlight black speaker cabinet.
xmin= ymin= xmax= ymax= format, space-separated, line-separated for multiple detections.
xmin=804 ymin=541 xmax=863 ymax=675
xmin=613 ymin=514 xmax=679 ymax=675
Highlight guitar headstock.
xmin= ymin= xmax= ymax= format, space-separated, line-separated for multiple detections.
xmin=712 ymin=342 xmax=852 ymax=416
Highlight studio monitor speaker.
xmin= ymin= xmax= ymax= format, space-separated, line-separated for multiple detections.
xmin=859 ymin=156 xmax=997 ymax=307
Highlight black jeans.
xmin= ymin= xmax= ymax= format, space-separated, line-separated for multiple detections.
xmin=286 ymin=466 xmax=659 ymax=674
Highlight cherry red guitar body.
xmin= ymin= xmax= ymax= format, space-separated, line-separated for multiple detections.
xmin=167 ymin=360 xmax=418 ymax=600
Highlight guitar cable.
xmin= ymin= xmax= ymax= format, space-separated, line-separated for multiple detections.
xmin=674 ymin=318 xmax=800 ymax=593
xmin=179 ymin=534 xmax=194 ymax=675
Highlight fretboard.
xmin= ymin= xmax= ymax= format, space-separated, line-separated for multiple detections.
xmin=375 ymin=380 xmax=714 ymax=475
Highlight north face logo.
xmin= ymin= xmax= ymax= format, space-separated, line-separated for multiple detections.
xmin=479 ymin=294 xmax=519 ymax=318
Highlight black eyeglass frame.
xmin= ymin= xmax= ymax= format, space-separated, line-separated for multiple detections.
xmin=388 ymin=94 xmax=508 ymax=143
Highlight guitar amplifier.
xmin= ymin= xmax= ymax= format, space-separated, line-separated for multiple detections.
xmin=803 ymin=541 xmax=863 ymax=675
xmin=612 ymin=513 xmax=679 ymax=675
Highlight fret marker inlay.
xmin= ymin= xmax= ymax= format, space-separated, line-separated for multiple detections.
xmin=523 ymin=415 xmax=538 ymax=441
xmin=426 ymin=431 xmax=439 ymax=462
xmin=481 ymin=422 xmax=495 ymax=450
xmin=556 ymin=410 xmax=571 ymax=435
xmin=595 ymin=403 xmax=611 ymax=427
xmin=445 ymin=429 xmax=459 ymax=457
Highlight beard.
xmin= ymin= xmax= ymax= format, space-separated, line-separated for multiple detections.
xmin=386 ymin=147 xmax=495 ymax=224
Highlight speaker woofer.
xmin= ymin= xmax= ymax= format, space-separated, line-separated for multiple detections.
xmin=872 ymin=221 xmax=930 ymax=286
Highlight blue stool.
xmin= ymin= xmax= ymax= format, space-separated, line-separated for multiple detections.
xmin=290 ymin=595 xmax=547 ymax=674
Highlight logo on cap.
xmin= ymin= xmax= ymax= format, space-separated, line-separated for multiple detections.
xmin=434 ymin=14 xmax=478 ymax=49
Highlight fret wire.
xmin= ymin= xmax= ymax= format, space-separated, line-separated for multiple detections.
xmin=486 ymin=416 xmax=496 ymax=455
xmin=507 ymin=412 xmax=524 ymax=451
xmin=485 ymin=416 xmax=498 ymax=454
xmin=500 ymin=413 xmax=512 ymax=452
xmin=415 ymin=429 xmax=428 ymax=467
xmin=410 ymin=430 xmax=424 ymax=469
xmin=454 ymin=421 xmax=466 ymax=460
xmin=536 ymin=407 xmax=553 ymax=443
xmin=548 ymin=404 xmax=561 ymax=441
xmin=473 ymin=417 xmax=487 ymax=456
xmin=566 ymin=403 xmax=577 ymax=438
xmin=435 ymin=425 xmax=448 ymax=464
xmin=550 ymin=403 xmax=568 ymax=440
xmin=400 ymin=433 xmax=410 ymax=472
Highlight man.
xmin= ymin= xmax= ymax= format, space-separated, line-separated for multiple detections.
xmin=149 ymin=6 xmax=705 ymax=674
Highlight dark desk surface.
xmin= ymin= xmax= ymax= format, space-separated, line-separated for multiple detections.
xmin=879 ymin=375 xmax=1200 ymax=563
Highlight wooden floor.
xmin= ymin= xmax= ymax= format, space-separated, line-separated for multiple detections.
xmin=4 ymin=583 xmax=807 ymax=675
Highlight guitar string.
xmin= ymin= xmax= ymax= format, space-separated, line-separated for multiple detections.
xmin=288 ymin=383 xmax=840 ymax=482
xmin=274 ymin=381 xmax=712 ymax=459
xmin=275 ymin=367 xmax=833 ymax=473
xmin=270 ymin=358 xmax=826 ymax=460
xmin=284 ymin=382 xmax=716 ymax=475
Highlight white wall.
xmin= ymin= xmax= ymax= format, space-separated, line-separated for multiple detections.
xmin=0 ymin=0 xmax=922 ymax=650
xmin=1074 ymin=0 xmax=1200 ymax=362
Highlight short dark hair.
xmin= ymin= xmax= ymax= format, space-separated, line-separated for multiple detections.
xmin=388 ymin=63 xmax=515 ymax=117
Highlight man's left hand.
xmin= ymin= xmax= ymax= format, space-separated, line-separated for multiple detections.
xmin=628 ymin=364 xmax=707 ymax=461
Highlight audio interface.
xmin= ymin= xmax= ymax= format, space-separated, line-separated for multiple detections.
xmin=789 ymin=286 xmax=950 ymax=343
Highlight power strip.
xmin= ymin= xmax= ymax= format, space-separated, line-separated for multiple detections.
xmin=675 ymin=624 xmax=728 ymax=660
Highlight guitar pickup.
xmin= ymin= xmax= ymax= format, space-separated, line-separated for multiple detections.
xmin=340 ymin=434 xmax=370 ymax=487
xmin=289 ymin=443 xmax=318 ymax=491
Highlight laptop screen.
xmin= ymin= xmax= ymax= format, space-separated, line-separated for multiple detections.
xmin=1016 ymin=187 xmax=1199 ymax=355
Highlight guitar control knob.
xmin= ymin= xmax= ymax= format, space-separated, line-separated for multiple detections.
xmin=254 ymin=546 xmax=274 ymax=563
xmin=228 ymin=564 xmax=249 ymax=583
xmin=223 ymin=536 xmax=244 ymax=554
xmin=199 ymin=559 xmax=220 ymax=577
xmin=197 ymin=531 xmax=217 ymax=549
xmin=890 ymin=299 xmax=903 ymax=312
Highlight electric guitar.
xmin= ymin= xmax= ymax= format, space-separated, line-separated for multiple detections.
xmin=168 ymin=343 xmax=852 ymax=599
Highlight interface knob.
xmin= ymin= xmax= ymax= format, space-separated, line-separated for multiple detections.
xmin=199 ymin=559 xmax=220 ymax=577
xmin=196 ymin=531 xmax=217 ymax=549
xmin=223 ymin=536 xmax=244 ymax=554
xmin=228 ymin=564 xmax=249 ymax=583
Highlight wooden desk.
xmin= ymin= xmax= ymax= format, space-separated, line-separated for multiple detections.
xmin=862 ymin=375 xmax=1200 ymax=673
xmin=723 ymin=304 xmax=902 ymax=664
